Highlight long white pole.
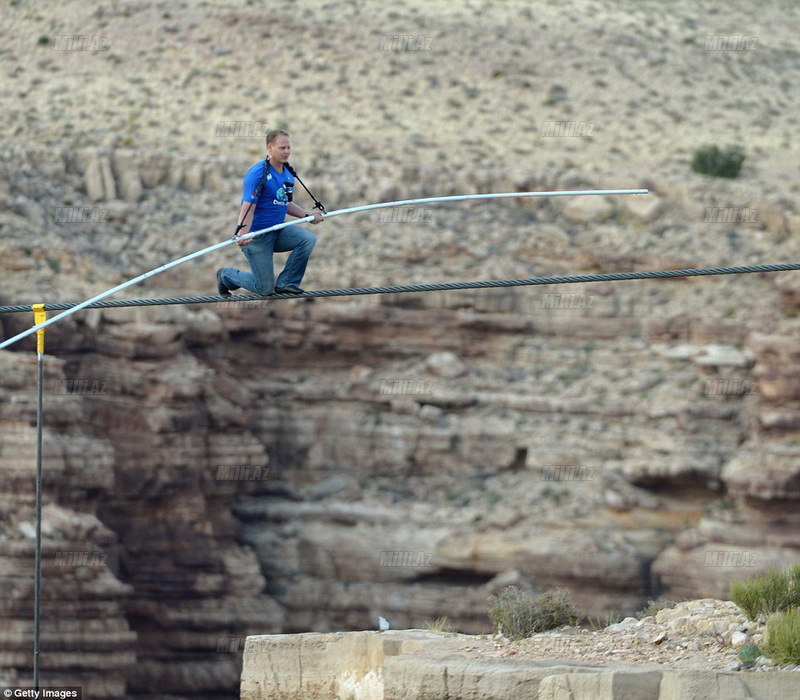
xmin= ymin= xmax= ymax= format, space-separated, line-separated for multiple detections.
xmin=0 ymin=188 xmax=647 ymax=350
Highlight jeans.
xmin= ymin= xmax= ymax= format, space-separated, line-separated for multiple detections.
xmin=219 ymin=224 xmax=316 ymax=295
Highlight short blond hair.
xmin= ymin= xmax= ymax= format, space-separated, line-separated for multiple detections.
xmin=266 ymin=129 xmax=290 ymax=147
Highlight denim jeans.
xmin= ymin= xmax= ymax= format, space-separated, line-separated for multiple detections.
xmin=219 ymin=224 xmax=316 ymax=295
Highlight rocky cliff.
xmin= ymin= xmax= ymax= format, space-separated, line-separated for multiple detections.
xmin=3 ymin=0 xmax=800 ymax=697
xmin=2 ymin=141 xmax=800 ymax=697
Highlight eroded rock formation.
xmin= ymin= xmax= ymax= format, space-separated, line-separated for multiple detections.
xmin=2 ymin=141 xmax=800 ymax=698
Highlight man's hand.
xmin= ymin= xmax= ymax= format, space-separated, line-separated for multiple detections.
xmin=288 ymin=201 xmax=324 ymax=224
xmin=235 ymin=235 xmax=252 ymax=247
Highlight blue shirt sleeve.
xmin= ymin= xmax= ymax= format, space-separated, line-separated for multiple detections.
xmin=242 ymin=163 xmax=264 ymax=203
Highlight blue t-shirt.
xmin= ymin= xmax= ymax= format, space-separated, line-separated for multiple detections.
xmin=242 ymin=160 xmax=294 ymax=232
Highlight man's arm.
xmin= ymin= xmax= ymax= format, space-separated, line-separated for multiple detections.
xmin=234 ymin=200 xmax=256 ymax=247
xmin=288 ymin=201 xmax=323 ymax=224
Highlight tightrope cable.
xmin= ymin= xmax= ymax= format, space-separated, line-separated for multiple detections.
xmin=0 ymin=188 xmax=647 ymax=349
xmin=1 ymin=261 xmax=797 ymax=316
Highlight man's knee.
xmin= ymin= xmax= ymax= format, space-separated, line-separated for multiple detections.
xmin=302 ymin=231 xmax=317 ymax=251
xmin=253 ymin=280 xmax=274 ymax=296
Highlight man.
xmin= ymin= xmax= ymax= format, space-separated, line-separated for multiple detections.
xmin=216 ymin=129 xmax=323 ymax=297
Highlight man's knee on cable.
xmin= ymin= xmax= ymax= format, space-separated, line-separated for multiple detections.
xmin=252 ymin=278 xmax=274 ymax=296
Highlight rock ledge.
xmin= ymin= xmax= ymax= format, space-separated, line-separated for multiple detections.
xmin=240 ymin=623 xmax=798 ymax=700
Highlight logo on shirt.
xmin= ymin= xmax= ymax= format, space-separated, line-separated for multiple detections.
xmin=274 ymin=182 xmax=293 ymax=205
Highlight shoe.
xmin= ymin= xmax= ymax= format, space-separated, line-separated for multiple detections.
xmin=274 ymin=284 xmax=304 ymax=295
xmin=216 ymin=269 xmax=231 ymax=297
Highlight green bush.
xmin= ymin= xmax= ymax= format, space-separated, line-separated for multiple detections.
xmin=488 ymin=586 xmax=581 ymax=640
xmin=731 ymin=565 xmax=800 ymax=621
xmin=765 ymin=609 xmax=800 ymax=665
xmin=691 ymin=144 xmax=746 ymax=178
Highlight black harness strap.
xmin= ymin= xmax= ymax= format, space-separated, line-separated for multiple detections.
xmin=285 ymin=162 xmax=326 ymax=213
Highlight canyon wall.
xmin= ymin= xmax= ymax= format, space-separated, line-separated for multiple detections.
xmin=2 ymin=144 xmax=800 ymax=697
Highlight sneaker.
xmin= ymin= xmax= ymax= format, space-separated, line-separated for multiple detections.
xmin=274 ymin=284 xmax=304 ymax=295
xmin=216 ymin=269 xmax=231 ymax=297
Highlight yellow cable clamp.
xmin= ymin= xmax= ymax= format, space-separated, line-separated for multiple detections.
xmin=32 ymin=304 xmax=47 ymax=355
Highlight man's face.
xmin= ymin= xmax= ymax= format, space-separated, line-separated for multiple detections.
xmin=268 ymin=135 xmax=291 ymax=163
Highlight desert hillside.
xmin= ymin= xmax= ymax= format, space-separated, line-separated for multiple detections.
xmin=1 ymin=1 xmax=800 ymax=699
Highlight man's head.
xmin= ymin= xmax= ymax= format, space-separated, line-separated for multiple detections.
xmin=266 ymin=129 xmax=291 ymax=164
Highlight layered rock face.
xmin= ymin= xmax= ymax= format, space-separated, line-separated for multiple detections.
xmin=0 ymin=343 xmax=283 ymax=699
xmin=653 ymin=330 xmax=800 ymax=599
xmin=2 ymin=140 xmax=800 ymax=699
xmin=0 ymin=353 xmax=135 ymax=696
